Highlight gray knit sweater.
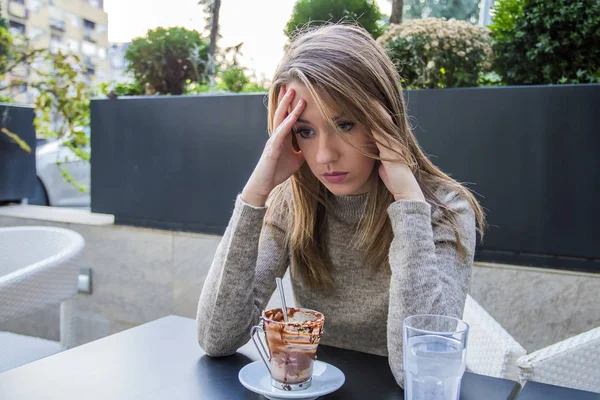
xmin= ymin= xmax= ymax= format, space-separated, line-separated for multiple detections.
xmin=196 ymin=183 xmax=476 ymax=387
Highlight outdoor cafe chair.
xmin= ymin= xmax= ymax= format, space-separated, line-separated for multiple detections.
xmin=0 ymin=226 xmax=84 ymax=373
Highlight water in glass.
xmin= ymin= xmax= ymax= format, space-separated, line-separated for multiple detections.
xmin=405 ymin=334 xmax=466 ymax=400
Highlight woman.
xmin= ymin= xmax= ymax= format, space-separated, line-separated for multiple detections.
xmin=196 ymin=24 xmax=485 ymax=387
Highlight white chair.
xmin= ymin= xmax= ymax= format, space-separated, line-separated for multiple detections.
xmin=463 ymin=294 xmax=527 ymax=382
xmin=0 ymin=226 xmax=84 ymax=373
xmin=516 ymin=326 xmax=600 ymax=393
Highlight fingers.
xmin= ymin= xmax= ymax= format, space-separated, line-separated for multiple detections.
xmin=275 ymin=99 xmax=305 ymax=139
xmin=273 ymin=87 xmax=294 ymax=130
xmin=277 ymin=85 xmax=286 ymax=104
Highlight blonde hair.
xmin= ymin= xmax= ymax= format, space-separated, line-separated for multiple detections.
xmin=265 ymin=24 xmax=486 ymax=290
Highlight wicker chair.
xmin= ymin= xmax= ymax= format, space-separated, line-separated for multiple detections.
xmin=516 ymin=326 xmax=600 ymax=393
xmin=463 ymin=294 xmax=527 ymax=382
xmin=0 ymin=226 xmax=85 ymax=373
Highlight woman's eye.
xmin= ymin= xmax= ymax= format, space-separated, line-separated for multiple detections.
xmin=337 ymin=122 xmax=355 ymax=132
xmin=294 ymin=127 xmax=315 ymax=139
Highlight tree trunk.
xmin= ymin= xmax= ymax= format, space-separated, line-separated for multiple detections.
xmin=206 ymin=0 xmax=221 ymax=86
xmin=390 ymin=0 xmax=404 ymax=24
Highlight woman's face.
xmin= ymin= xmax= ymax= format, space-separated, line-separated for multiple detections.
xmin=287 ymin=81 xmax=376 ymax=196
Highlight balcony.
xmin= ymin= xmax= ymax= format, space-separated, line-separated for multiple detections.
xmin=83 ymin=56 xmax=96 ymax=70
xmin=84 ymin=29 xmax=100 ymax=43
xmin=8 ymin=1 xmax=28 ymax=20
xmin=49 ymin=18 xmax=67 ymax=32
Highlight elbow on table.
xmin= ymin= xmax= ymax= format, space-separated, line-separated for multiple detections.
xmin=196 ymin=323 xmax=245 ymax=357
xmin=197 ymin=332 xmax=237 ymax=357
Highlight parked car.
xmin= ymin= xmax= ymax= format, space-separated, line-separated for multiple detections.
xmin=28 ymin=134 xmax=90 ymax=208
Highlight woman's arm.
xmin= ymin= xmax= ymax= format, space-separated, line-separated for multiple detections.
xmin=386 ymin=191 xmax=476 ymax=387
xmin=195 ymin=195 xmax=289 ymax=356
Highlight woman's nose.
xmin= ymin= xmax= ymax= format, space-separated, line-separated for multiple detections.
xmin=315 ymin=132 xmax=341 ymax=165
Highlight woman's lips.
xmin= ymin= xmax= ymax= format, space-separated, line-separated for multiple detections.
xmin=323 ymin=172 xmax=349 ymax=183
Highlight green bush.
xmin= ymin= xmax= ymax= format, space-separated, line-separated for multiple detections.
xmin=378 ymin=18 xmax=493 ymax=89
xmin=220 ymin=67 xmax=249 ymax=92
xmin=489 ymin=0 xmax=600 ymax=85
xmin=99 ymin=81 xmax=145 ymax=97
xmin=285 ymin=0 xmax=385 ymax=39
xmin=125 ymin=27 xmax=209 ymax=95
xmin=240 ymin=82 xmax=268 ymax=93
xmin=0 ymin=26 xmax=13 ymax=74
xmin=184 ymin=77 xmax=267 ymax=95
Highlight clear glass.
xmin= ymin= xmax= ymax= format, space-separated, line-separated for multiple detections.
xmin=251 ymin=307 xmax=324 ymax=391
xmin=403 ymin=314 xmax=469 ymax=400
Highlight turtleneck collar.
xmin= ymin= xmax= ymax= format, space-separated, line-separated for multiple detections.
xmin=327 ymin=192 xmax=368 ymax=224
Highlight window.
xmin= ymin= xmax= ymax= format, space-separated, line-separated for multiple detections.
xmin=49 ymin=7 xmax=66 ymax=31
xmin=49 ymin=34 xmax=63 ymax=54
xmin=83 ymin=19 xmax=96 ymax=30
xmin=97 ymin=47 xmax=107 ymax=60
xmin=82 ymin=41 xmax=96 ymax=56
xmin=83 ymin=19 xmax=96 ymax=42
xmin=67 ymin=13 xmax=80 ymax=28
xmin=87 ymin=0 xmax=101 ymax=8
xmin=27 ymin=0 xmax=44 ymax=12
xmin=85 ymin=68 xmax=95 ymax=85
xmin=8 ymin=20 xmax=26 ymax=36
xmin=66 ymin=38 xmax=80 ymax=53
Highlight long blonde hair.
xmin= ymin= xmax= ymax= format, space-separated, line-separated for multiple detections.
xmin=265 ymin=24 xmax=486 ymax=290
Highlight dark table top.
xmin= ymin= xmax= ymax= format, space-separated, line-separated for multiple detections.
xmin=0 ymin=315 xmax=520 ymax=400
xmin=514 ymin=381 xmax=600 ymax=400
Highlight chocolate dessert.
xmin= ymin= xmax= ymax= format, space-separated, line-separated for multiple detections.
xmin=262 ymin=307 xmax=324 ymax=389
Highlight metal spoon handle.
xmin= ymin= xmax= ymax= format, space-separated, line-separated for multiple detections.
xmin=276 ymin=277 xmax=289 ymax=323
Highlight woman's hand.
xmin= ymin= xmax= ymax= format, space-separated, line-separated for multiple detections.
xmin=241 ymin=87 xmax=306 ymax=207
xmin=373 ymin=108 xmax=425 ymax=203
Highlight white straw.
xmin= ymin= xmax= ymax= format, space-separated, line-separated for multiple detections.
xmin=276 ymin=277 xmax=289 ymax=323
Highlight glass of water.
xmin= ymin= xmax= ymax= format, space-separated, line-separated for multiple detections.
xmin=403 ymin=314 xmax=469 ymax=400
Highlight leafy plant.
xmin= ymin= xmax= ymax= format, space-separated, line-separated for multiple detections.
xmin=0 ymin=28 xmax=92 ymax=191
xmin=99 ymin=80 xmax=145 ymax=97
xmin=240 ymin=82 xmax=268 ymax=93
xmin=125 ymin=27 xmax=209 ymax=95
xmin=220 ymin=67 xmax=249 ymax=92
xmin=0 ymin=26 xmax=12 ymax=73
xmin=378 ymin=18 xmax=493 ymax=88
xmin=489 ymin=0 xmax=600 ymax=85
xmin=285 ymin=0 xmax=386 ymax=39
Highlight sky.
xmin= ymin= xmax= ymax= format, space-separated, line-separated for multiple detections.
xmin=103 ymin=0 xmax=392 ymax=83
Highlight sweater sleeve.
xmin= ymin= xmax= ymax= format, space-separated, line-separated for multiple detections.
xmin=196 ymin=194 xmax=290 ymax=356
xmin=385 ymin=191 xmax=476 ymax=388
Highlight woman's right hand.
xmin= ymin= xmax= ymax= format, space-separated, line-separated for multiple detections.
xmin=241 ymin=87 xmax=306 ymax=207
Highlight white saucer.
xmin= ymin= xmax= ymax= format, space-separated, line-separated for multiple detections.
xmin=238 ymin=360 xmax=345 ymax=400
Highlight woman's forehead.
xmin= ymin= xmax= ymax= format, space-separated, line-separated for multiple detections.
xmin=286 ymin=81 xmax=343 ymax=120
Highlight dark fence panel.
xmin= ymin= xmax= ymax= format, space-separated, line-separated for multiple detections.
xmin=0 ymin=104 xmax=36 ymax=202
xmin=91 ymin=85 xmax=600 ymax=271
xmin=91 ymin=94 xmax=269 ymax=234
xmin=406 ymin=84 xmax=600 ymax=271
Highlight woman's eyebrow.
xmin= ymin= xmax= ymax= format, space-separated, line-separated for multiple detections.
xmin=296 ymin=115 xmax=346 ymax=124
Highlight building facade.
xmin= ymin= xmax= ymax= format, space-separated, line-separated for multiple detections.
xmin=2 ymin=0 xmax=109 ymax=104
xmin=108 ymin=41 xmax=133 ymax=84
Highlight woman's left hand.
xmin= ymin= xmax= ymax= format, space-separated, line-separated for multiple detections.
xmin=373 ymin=110 xmax=425 ymax=202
